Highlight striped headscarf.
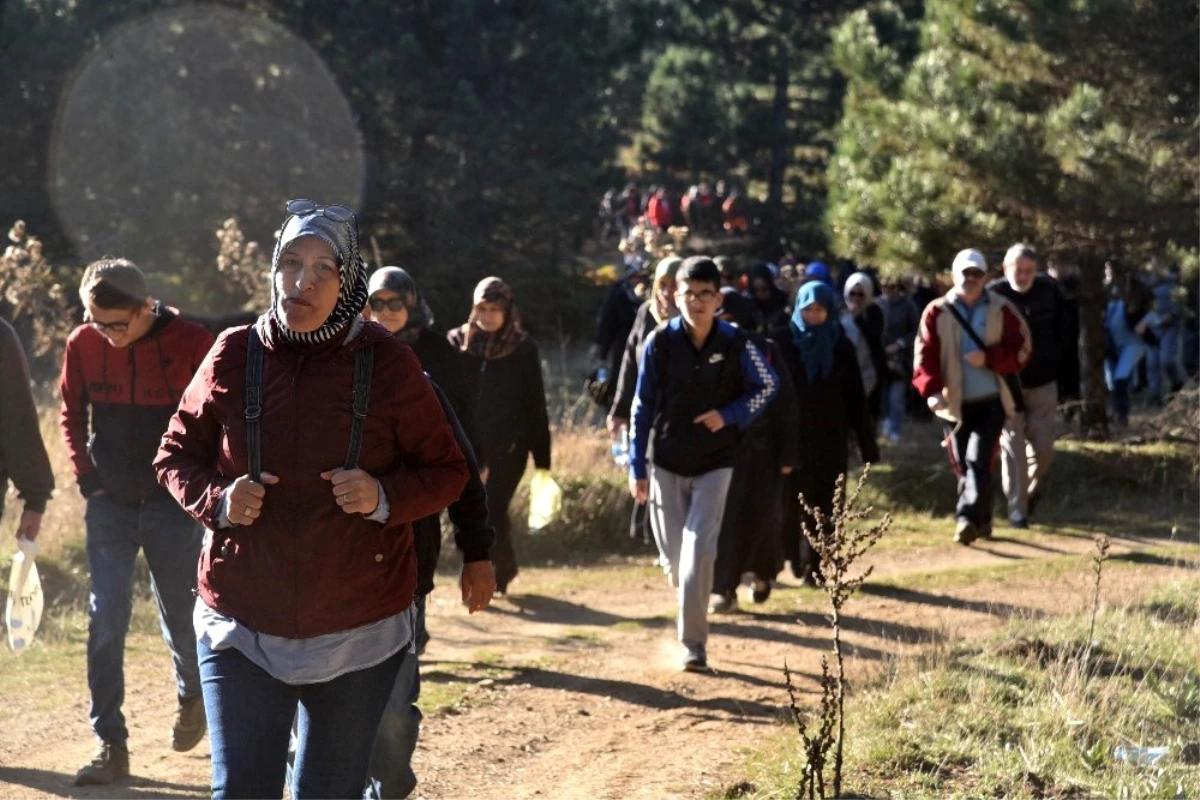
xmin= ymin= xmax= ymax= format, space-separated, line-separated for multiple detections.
xmin=265 ymin=207 xmax=367 ymax=346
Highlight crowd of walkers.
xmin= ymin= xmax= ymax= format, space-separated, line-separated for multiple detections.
xmin=599 ymin=180 xmax=756 ymax=240
xmin=0 ymin=192 xmax=1196 ymax=798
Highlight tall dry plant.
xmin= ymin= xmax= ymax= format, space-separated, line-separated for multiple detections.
xmin=1 ymin=220 xmax=76 ymax=358
xmin=214 ymin=218 xmax=271 ymax=311
xmin=1083 ymin=534 xmax=1111 ymax=675
xmin=793 ymin=466 xmax=892 ymax=800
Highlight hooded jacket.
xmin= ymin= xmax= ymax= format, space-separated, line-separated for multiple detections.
xmin=154 ymin=319 xmax=468 ymax=638
xmin=60 ymin=307 xmax=214 ymax=503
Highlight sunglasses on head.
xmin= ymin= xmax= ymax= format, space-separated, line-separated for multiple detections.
xmin=368 ymin=297 xmax=407 ymax=313
xmin=285 ymin=199 xmax=356 ymax=224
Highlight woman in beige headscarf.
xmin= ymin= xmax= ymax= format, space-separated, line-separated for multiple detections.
xmin=448 ymin=277 xmax=551 ymax=594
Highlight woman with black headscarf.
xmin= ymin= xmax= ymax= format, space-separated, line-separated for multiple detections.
xmin=710 ymin=289 xmax=798 ymax=610
xmin=155 ymin=200 xmax=468 ymax=798
xmin=745 ymin=262 xmax=790 ymax=334
xmin=774 ymin=282 xmax=878 ymax=585
xmin=449 ymin=278 xmax=551 ymax=594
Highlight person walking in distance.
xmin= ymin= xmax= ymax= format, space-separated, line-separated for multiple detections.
xmin=988 ymin=244 xmax=1072 ymax=527
xmin=0 ymin=317 xmax=54 ymax=543
xmin=449 ymin=277 xmax=551 ymax=595
xmin=60 ymin=259 xmax=215 ymax=785
xmin=629 ymin=257 xmax=778 ymax=671
xmin=913 ymin=249 xmax=1031 ymax=544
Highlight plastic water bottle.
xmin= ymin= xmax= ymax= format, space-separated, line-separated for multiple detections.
xmin=1113 ymin=745 xmax=1169 ymax=766
xmin=611 ymin=426 xmax=630 ymax=468
xmin=597 ymin=366 xmax=609 ymax=383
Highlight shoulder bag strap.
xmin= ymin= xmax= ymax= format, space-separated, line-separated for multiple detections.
xmin=943 ymin=301 xmax=1025 ymax=412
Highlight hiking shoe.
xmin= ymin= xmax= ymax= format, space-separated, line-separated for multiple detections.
xmin=75 ymin=740 xmax=130 ymax=786
xmin=751 ymin=579 xmax=772 ymax=604
xmin=171 ymin=695 xmax=207 ymax=753
xmin=979 ymin=520 xmax=994 ymax=539
xmin=953 ymin=519 xmax=978 ymax=546
xmin=1026 ymin=492 xmax=1042 ymax=519
xmin=708 ymin=592 xmax=738 ymax=614
xmin=682 ymin=647 xmax=709 ymax=673
xmin=1009 ymin=513 xmax=1029 ymax=530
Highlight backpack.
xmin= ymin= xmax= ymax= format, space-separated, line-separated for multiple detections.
xmin=244 ymin=326 xmax=374 ymax=481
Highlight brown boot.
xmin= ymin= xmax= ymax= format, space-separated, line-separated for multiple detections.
xmin=74 ymin=740 xmax=130 ymax=786
xmin=171 ymin=695 xmax=207 ymax=752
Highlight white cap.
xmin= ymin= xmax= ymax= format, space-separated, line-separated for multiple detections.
xmin=952 ymin=249 xmax=988 ymax=277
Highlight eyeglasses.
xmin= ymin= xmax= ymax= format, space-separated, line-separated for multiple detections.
xmin=285 ymin=199 xmax=356 ymax=224
xmin=84 ymin=314 xmax=135 ymax=333
xmin=848 ymin=290 xmax=865 ymax=298
xmin=368 ymin=297 xmax=407 ymax=312
xmin=679 ymin=289 xmax=720 ymax=304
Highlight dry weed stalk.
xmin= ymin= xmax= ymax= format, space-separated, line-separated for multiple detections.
xmin=1083 ymin=534 xmax=1111 ymax=675
xmin=215 ymin=218 xmax=271 ymax=310
xmin=1 ymin=219 xmax=75 ymax=357
xmin=784 ymin=656 xmax=838 ymax=800
xmin=794 ymin=466 xmax=893 ymax=799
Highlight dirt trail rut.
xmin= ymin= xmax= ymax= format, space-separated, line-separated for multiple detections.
xmin=0 ymin=528 xmax=1193 ymax=799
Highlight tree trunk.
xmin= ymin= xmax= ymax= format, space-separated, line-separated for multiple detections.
xmin=764 ymin=42 xmax=790 ymax=253
xmin=1077 ymin=252 xmax=1109 ymax=438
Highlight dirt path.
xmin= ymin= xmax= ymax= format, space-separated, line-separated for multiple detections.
xmin=0 ymin=528 xmax=1194 ymax=800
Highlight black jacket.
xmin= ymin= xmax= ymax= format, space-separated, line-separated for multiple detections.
xmin=775 ymin=332 xmax=880 ymax=470
xmin=593 ymin=281 xmax=642 ymax=368
xmin=413 ymin=382 xmax=493 ymax=596
xmin=449 ymin=336 xmax=552 ymax=471
xmin=409 ymin=328 xmax=482 ymax=466
xmin=0 ymin=318 xmax=53 ymax=517
xmin=610 ymin=301 xmax=656 ymax=421
xmin=988 ymin=275 xmax=1072 ymax=389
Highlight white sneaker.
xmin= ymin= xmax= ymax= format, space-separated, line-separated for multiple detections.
xmin=708 ymin=592 xmax=738 ymax=614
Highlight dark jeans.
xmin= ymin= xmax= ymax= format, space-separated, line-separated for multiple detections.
xmin=484 ymin=443 xmax=528 ymax=591
xmin=944 ymin=397 xmax=1005 ymax=528
xmin=85 ymin=491 xmax=203 ymax=744
xmin=1110 ymin=377 xmax=1131 ymax=422
xmin=364 ymin=598 xmax=426 ymax=799
xmin=199 ymin=640 xmax=405 ymax=799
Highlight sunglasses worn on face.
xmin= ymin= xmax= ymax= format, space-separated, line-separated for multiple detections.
xmin=849 ymin=290 xmax=865 ymax=297
xmin=285 ymin=199 xmax=356 ymax=224
xmin=369 ymin=297 xmax=407 ymax=313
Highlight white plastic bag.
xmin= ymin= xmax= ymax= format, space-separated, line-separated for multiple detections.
xmin=6 ymin=537 xmax=44 ymax=654
xmin=527 ymin=469 xmax=563 ymax=534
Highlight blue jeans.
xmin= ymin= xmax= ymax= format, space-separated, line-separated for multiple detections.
xmin=85 ymin=491 xmax=203 ymax=744
xmin=365 ymin=597 xmax=426 ymax=799
xmin=199 ymin=639 xmax=405 ymax=799
xmin=883 ymin=378 xmax=907 ymax=437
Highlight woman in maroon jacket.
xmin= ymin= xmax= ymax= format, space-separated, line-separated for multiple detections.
xmin=154 ymin=200 xmax=468 ymax=799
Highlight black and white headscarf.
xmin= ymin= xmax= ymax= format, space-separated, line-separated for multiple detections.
xmin=266 ymin=209 xmax=368 ymax=346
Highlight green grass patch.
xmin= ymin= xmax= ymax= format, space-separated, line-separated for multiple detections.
xmin=727 ymin=577 xmax=1200 ymax=800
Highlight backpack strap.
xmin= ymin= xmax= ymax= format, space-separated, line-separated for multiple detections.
xmin=245 ymin=326 xmax=264 ymax=483
xmin=344 ymin=344 xmax=375 ymax=470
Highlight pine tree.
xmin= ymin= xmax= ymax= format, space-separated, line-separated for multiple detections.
xmin=828 ymin=0 xmax=1199 ymax=430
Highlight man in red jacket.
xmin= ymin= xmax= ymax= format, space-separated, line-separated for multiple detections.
xmin=59 ymin=258 xmax=215 ymax=785
xmin=912 ymin=249 xmax=1031 ymax=545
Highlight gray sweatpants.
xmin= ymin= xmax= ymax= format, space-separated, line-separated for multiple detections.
xmin=1001 ymin=381 xmax=1058 ymax=518
xmin=648 ymin=466 xmax=734 ymax=651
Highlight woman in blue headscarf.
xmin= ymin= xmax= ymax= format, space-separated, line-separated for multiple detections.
xmin=773 ymin=281 xmax=879 ymax=585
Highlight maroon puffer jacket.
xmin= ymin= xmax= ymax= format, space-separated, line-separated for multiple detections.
xmin=154 ymin=318 xmax=468 ymax=638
